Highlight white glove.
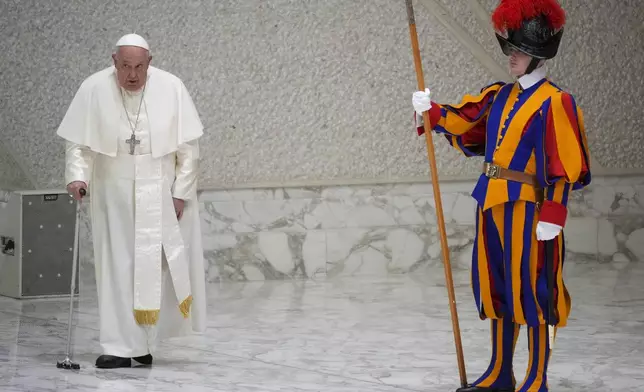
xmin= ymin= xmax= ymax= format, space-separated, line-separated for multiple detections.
xmin=536 ymin=222 xmax=562 ymax=241
xmin=412 ymin=88 xmax=431 ymax=115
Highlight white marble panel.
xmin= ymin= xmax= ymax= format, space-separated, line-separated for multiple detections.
xmin=203 ymin=231 xmax=327 ymax=282
xmin=324 ymin=224 xmax=477 ymax=278
xmin=568 ymin=175 xmax=644 ymax=217
xmin=73 ymin=175 xmax=644 ymax=281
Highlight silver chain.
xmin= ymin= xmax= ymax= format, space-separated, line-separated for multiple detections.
xmin=121 ymin=83 xmax=147 ymax=135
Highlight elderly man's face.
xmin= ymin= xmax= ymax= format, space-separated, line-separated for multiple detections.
xmin=112 ymin=46 xmax=151 ymax=91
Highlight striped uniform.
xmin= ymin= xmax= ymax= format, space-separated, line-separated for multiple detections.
xmin=416 ymin=77 xmax=591 ymax=391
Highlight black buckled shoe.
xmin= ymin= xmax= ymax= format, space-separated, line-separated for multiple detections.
xmin=133 ymin=354 xmax=153 ymax=366
xmin=95 ymin=354 xmax=153 ymax=368
xmin=95 ymin=355 xmax=131 ymax=369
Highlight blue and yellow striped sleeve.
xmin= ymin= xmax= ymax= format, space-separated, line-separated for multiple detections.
xmin=415 ymin=82 xmax=504 ymax=157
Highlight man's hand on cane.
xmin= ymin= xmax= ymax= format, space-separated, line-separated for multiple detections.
xmin=67 ymin=181 xmax=87 ymax=201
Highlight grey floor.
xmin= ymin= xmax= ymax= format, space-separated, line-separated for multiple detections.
xmin=1 ymin=260 xmax=643 ymax=391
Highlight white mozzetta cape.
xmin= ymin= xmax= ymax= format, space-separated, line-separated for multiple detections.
xmin=57 ymin=66 xmax=203 ymax=157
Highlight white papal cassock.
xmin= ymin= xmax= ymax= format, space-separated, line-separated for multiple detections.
xmin=57 ymin=65 xmax=206 ymax=358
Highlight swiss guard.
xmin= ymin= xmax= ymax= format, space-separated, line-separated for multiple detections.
xmin=411 ymin=0 xmax=591 ymax=391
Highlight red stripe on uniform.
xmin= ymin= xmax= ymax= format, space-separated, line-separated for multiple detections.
xmin=561 ymin=94 xmax=589 ymax=175
xmin=460 ymin=121 xmax=486 ymax=146
xmin=545 ymin=104 xmax=566 ymax=178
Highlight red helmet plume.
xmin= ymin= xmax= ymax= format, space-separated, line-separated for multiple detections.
xmin=492 ymin=0 xmax=566 ymax=32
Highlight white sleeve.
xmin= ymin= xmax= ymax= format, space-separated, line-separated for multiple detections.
xmin=171 ymin=139 xmax=200 ymax=200
xmin=65 ymin=141 xmax=95 ymax=186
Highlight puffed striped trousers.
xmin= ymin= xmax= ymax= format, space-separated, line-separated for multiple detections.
xmin=470 ymin=201 xmax=570 ymax=391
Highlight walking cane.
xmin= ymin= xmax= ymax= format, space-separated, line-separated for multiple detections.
xmin=404 ymin=0 xmax=468 ymax=387
xmin=57 ymin=187 xmax=85 ymax=370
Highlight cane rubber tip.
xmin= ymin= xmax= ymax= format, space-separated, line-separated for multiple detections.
xmin=57 ymin=359 xmax=80 ymax=370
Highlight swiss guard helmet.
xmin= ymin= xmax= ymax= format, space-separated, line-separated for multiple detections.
xmin=492 ymin=0 xmax=566 ymax=74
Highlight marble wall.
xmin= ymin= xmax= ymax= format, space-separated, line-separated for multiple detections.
xmin=71 ymin=174 xmax=644 ymax=282
xmin=200 ymin=175 xmax=644 ymax=282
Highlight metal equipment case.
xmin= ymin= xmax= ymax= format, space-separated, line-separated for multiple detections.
xmin=0 ymin=190 xmax=80 ymax=299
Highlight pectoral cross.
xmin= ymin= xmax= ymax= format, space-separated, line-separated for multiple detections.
xmin=125 ymin=134 xmax=140 ymax=155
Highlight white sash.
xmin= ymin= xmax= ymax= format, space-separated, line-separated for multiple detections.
xmin=98 ymin=153 xmax=193 ymax=325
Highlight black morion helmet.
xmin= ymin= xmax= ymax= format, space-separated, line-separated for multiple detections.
xmin=492 ymin=0 xmax=566 ymax=74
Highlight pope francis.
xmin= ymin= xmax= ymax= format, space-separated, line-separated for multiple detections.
xmin=56 ymin=33 xmax=207 ymax=369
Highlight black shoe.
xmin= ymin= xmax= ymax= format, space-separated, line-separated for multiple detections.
xmin=95 ymin=355 xmax=132 ymax=369
xmin=133 ymin=354 xmax=153 ymax=366
xmin=456 ymin=386 xmax=514 ymax=392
